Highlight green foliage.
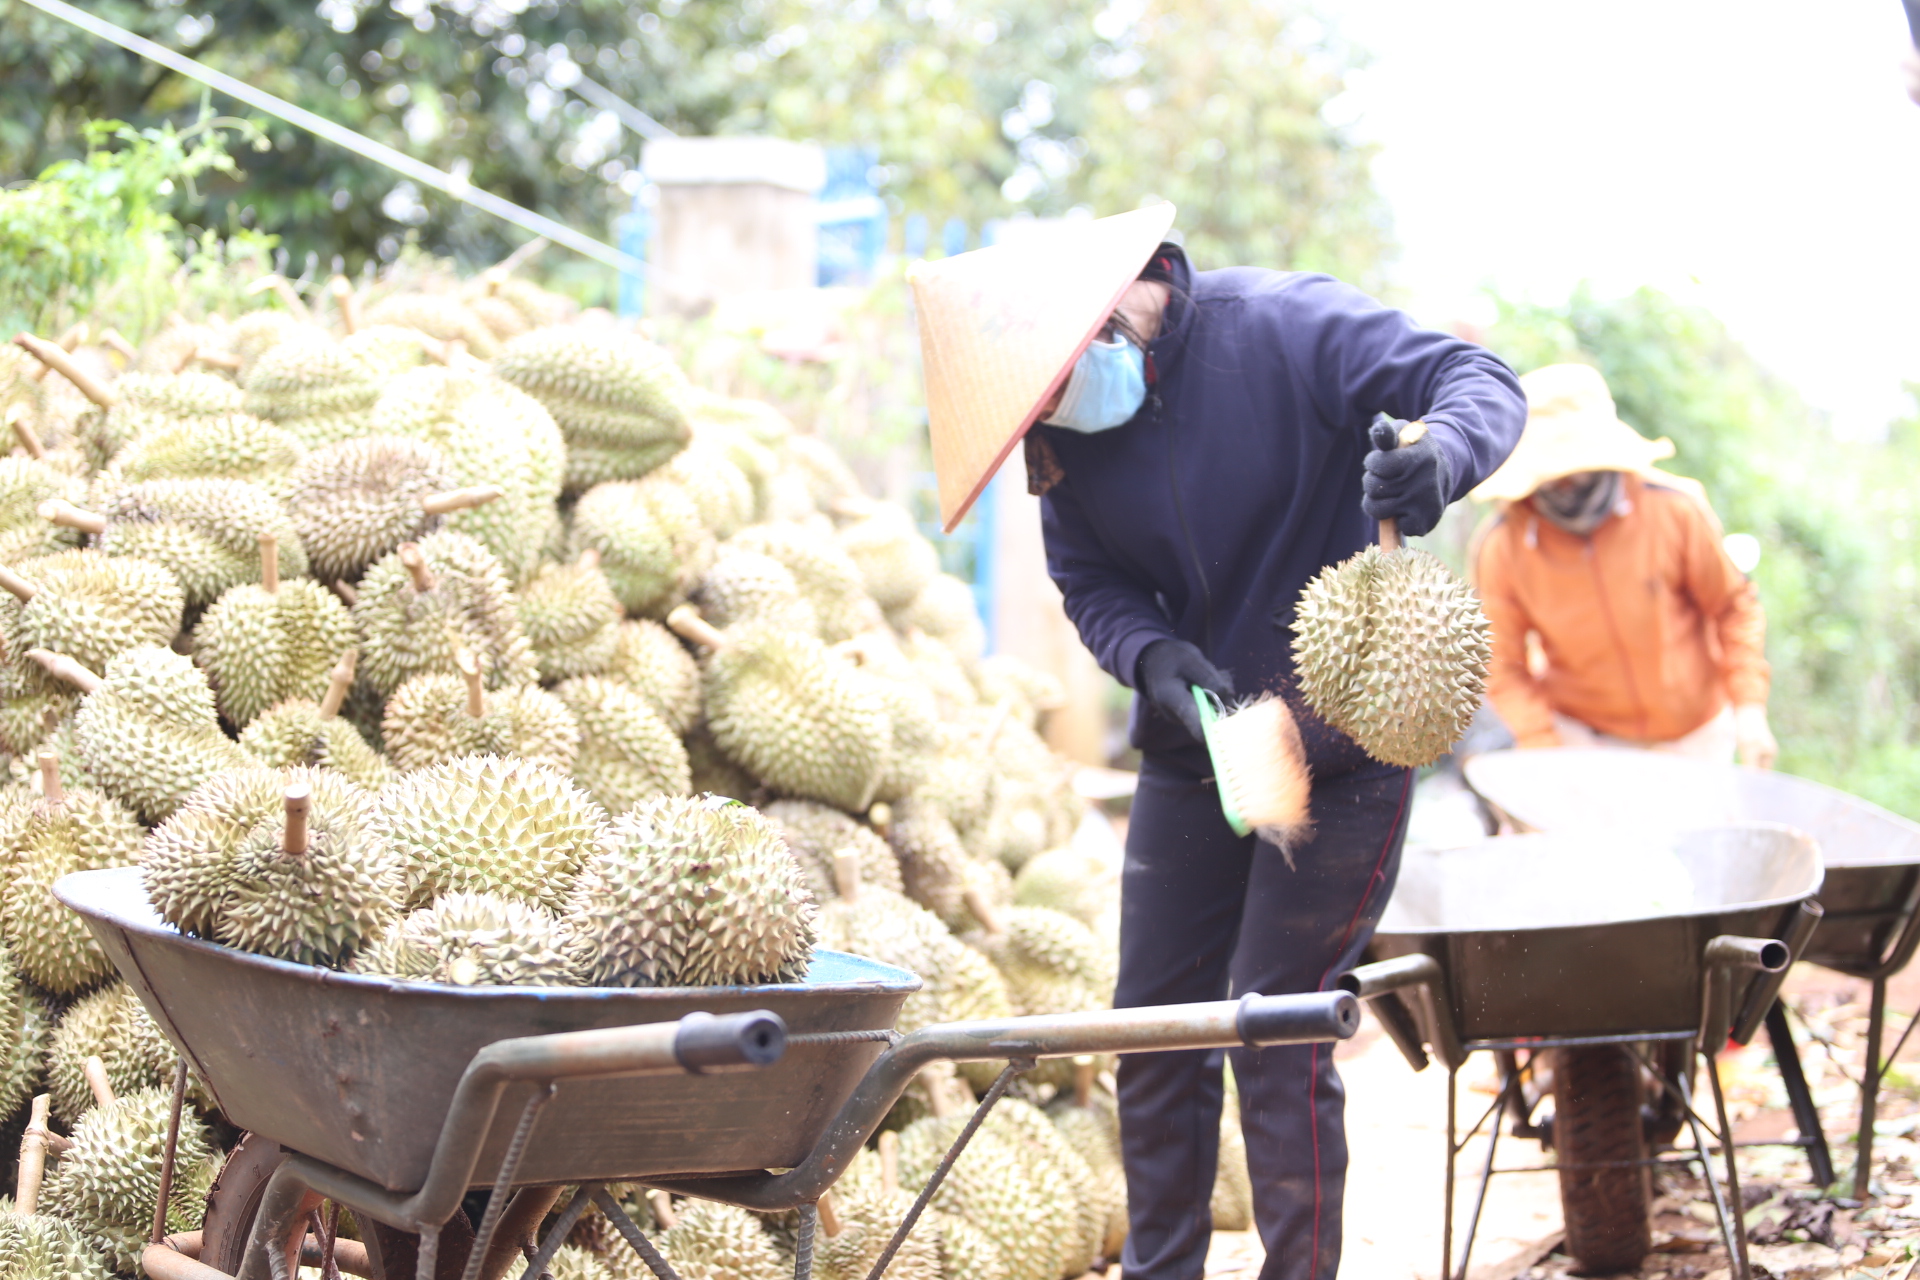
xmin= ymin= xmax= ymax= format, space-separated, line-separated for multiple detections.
xmin=1482 ymin=288 xmax=1920 ymax=816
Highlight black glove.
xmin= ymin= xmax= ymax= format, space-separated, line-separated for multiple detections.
xmin=1136 ymin=638 xmax=1235 ymax=746
xmin=1361 ymin=416 xmax=1452 ymax=538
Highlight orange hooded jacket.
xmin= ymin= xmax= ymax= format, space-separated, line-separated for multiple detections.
xmin=1473 ymin=474 xmax=1769 ymax=748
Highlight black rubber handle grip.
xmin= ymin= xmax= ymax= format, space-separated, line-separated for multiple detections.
xmin=1235 ymin=991 xmax=1360 ymax=1047
xmin=673 ymin=1010 xmax=788 ymax=1073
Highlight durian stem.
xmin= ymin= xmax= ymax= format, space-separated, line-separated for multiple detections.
xmin=15 ymin=1094 xmax=50 ymax=1213
xmin=259 ymin=533 xmax=280 ymax=593
xmin=832 ymin=851 xmax=861 ymax=903
xmin=330 ymin=276 xmax=359 ymax=335
xmin=456 ymin=649 xmax=487 ymax=719
xmin=816 ymin=1192 xmax=842 ymax=1239
xmin=420 ymin=485 xmax=505 ymax=516
xmin=576 ymin=547 xmax=602 ymax=572
xmin=192 ymin=349 xmax=243 ymax=372
xmin=54 ymin=322 xmax=88 ymax=352
xmin=151 ymin=1059 xmax=189 ymax=1245
xmin=37 ymin=749 xmax=61 ymax=805
xmin=245 ymin=273 xmax=311 ymax=321
xmin=664 ymin=605 xmax=727 ymax=651
xmin=646 ymin=1189 xmax=677 ymax=1230
xmin=920 ymin=1066 xmax=954 ymax=1119
xmin=38 ymin=498 xmax=108 ymax=536
xmin=1073 ymin=1057 xmax=1096 ymax=1109
xmin=398 ymin=543 xmax=436 ymax=593
xmin=962 ymin=887 xmax=1003 ymax=936
xmin=99 ymin=327 xmax=138 ymax=362
xmin=980 ymin=700 xmax=1015 ymax=753
xmin=83 ymin=1055 xmax=116 ymax=1108
xmin=867 ymin=803 xmax=892 ymax=836
xmin=319 ymin=649 xmax=357 ymax=718
xmin=1372 ymin=422 xmax=1425 ymax=554
xmin=877 ymin=1131 xmax=900 ymax=1198
xmin=26 ymin=648 xmax=103 ymax=694
xmin=490 ymin=236 xmax=549 ymax=278
xmin=12 ymin=333 xmax=116 ymax=408
xmin=7 ymin=404 xmax=45 ymax=459
xmin=329 ymin=579 xmax=359 ymax=608
xmin=284 ymin=783 xmax=312 ymax=856
xmin=0 ymin=562 xmax=36 ymax=602
xmin=170 ymin=343 xmax=200 ymax=375
xmin=1377 ymin=518 xmax=1401 ymax=552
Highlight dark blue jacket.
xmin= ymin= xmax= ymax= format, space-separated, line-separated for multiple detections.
xmin=1037 ymin=250 xmax=1527 ymax=771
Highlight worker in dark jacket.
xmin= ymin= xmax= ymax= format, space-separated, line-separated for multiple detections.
xmin=909 ymin=206 xmax=1527 ymax=1280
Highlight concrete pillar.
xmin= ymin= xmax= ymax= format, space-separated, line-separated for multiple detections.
xmin=640 ymin=137 xmax=825 ymax=316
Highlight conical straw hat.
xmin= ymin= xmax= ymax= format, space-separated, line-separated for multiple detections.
xmin=1471 ymin=363 xmax=1698 ymax=503
xmin=909 ymin=203 xmax=1177 ymax=531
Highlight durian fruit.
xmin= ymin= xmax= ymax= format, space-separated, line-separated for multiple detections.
xmin=238 ymin=651 xmax=391 ymax=788
xmin=375 ymin=755 xmax=606 ymax=911
xmin=338 ymin=322 xmax=439 ymax=382
xmin=351 ymin=531 xmax=537 ymax=697
xmin=837 ymin=505 xmax=939 ymax=611
xmin=549 ymin=1243 xmax=617 ymax=1280
xmin=41 ymin=1083 xmax=223 ymax=1271
xmin=351 ymin=891 xmax=581 ymax=986
xmin=784 ymin=434 xmax=863 ymax=510
xmin=881 ymin=799 xmax=994 ymax=932
xmin=682 ymin=722 xmax=760 ymax=802
xmin=492 ymin=328 xmax=693 ymax=492
xmin=762 ymin=799 xmax=904 ymax=901
xmin=0 ymin=751 xmax=142 ymax=993
xmin=966 ymin=906 xmax=1115 ymax=1025
xmin=521 ymin=552 xmax=624 ymax=681
xmin=52 ymin=477 xmax=308 ymax=606
xmin=728 ymin=520 xmax=876 ymax=643
xmin=62 ymin=646 xmax=251 ymax=823
xmin=1211 ymin=1070 xmax=1254 ymax=1232
xmin=835 ymin=635 xmax=944 ymax=803
xmin=692 ymin=544 xmax=819 ymax=637
xmin=0 ymin=457 xmax=86 ymax=563
xmin=81 ymin=370 xmax=247 ymax=471
xmin=810 ymin=1170 xmax=941 ymax=1280
xmin=552 ymin=677 xmax=691 ymax=813
xmin=656 ymin=1198 xmax=789 ymax=1280
xmin=105 ymin=412 xmax=305 ymax=493
xmin=669 ymin=607 xmax=891 ymax=814
xmin=0 ymin=992 xmax=54 ymax=1118
xmin=567 ymin=794 xmax=817 ymax=988
xmin=887 ymin=574 xmax=986 ymax=665
xmin=360 ymin=293 xmax=502 ymax=358
xmin=192 ymin=533 xmax=358 ymax=726
xmin=382 ymin=653 xmax=580 ymax=774
xmin=985 ymin=1096 xmax=1108 ymax=1276
xmin=659 ymin=441 xmax=756 ymax=539
xmin=228 ymin=309 xmax=315 ymax=380
xmin=1013 ymin=845 xmax=1120 ymax=934
xmin=1047 ymin=1065 xmax=1128 ymax=1261
xmin=0 ymin=1124 xmax=114 ymax=1280
xmin=45 ymin=985 xmax=175 ymax=1122
xmin=241 ymin=337 xmax=383 ymax=447
xmin=895 ymin=1112 xmax=1067 ymax=1280
xmin=142 ymin=767 xmax=397 ymax=965
xmin=603 ymin=619 xmax=701 ymax=735
xmin=971 ymin=655 xmax=1066 ymax=726
xmin=572 ymin=474 xmax=715 ymax=617
xmin=467 ymin=293 xmax=533 ymax=344
xmin=284 ymin=435 xmax=465 ymax=582
xmin=132 ymin=320 xmax=229 ymax=374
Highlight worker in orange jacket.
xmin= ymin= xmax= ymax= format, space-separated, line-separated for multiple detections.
xmin=1472 ymin=364 xmax=1777 ymax=767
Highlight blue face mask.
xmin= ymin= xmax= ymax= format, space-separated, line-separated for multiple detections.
xmin=1044 ymin=337 xmax=1147 ymax=433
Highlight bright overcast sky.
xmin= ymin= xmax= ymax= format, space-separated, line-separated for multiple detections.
xmin=1316 ymin=0 xmax=1920 ymax=438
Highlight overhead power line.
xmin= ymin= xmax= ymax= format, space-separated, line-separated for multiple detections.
xmin=565 ymin=74 xmax=676 ymax=142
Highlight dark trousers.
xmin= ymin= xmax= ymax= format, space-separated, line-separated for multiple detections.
xmin=1115 ymin=747 xmax=1411 ymax=1280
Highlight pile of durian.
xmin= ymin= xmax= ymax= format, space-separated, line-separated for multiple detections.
xmin=0 ymin=270 xmax=1251 ymax=1277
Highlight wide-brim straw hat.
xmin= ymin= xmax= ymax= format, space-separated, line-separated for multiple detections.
xmin=909 ymin=203 xmax=1177 ymax=531
xmin=1471 ymin=362 xmax=1699 ymax=504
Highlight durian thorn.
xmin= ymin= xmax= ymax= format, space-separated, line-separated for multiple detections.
xmin=12 ymin=333 xmax=115 ymax=408
xmin=816 ymin=1192 xmax=843 ymax=1239
xmin=0 ymin=561 xmax=36 ymax=602
xmin=646 ymin=1189 xmax=677 ymax=1230
xmin=39 ymin=497 xmax=108 ymax=536
xmin=319 ymin=649 xmax=357 ymax=718
xmin=330 ymin=579 xmax=359 ymax=608
xmin=831 ymin=851 xmax=861 ymax=903
xmin=664 ymin=605 xmax=727 ymax=651
xmin=26 ymin=648 xmax=102 ymax=694
xmin=259 ymin=532 xmax=280 ymax=592
xmin=962 ymin=887 xmax=1003 ymax=936
xmin=284 ymin=782 xmax=312 ymax=856
xmin=83 ymin=1055 xmax=115 ymax=1108
xmin=398 ymin=542 xmax=436 ymax=593
xmin=245 ymin=273 xmax=311 ymax=321
xmin=97 ymin=327 xmax=138 ymax=362
xmin=576 ymin=546 xmax=602 ymax=572
xmin=15 ymin=1094 xmax=52 ymax=1214
xmin=1073 ymin=1057 xmax=1096 ymax=1108
xmin=866 ymin=802 xmax=892 ymax=836
xmin=877 ymin=1130 xmax=900 ymax=1198
xmin=192 ymin=348 xmax=243 ymax=372
xmin=329 ymin=275 xmax=359 ymax=335
xmin=7 ymin=403 xmax=45 ymax=459
xmin=420 ymin=485 xmax=504 ymax=517
xmin=37 ymin=748 xmax=61 ymax=806
xmin=455 ymin=647 xmax=486 ymax=718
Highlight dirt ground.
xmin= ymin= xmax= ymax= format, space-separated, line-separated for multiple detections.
xmin=1192 ymin=964 xmax=1920 ymax=1280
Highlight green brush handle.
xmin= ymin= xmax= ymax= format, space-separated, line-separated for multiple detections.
xmin=1193 ymin=686 xmax=1252 ymax=837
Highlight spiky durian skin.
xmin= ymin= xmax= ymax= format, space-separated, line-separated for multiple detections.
xmin=986 ymin=1096 xmax=1107 ymax=1276
xmin=45 ymin=985 xmax=176 ymax=1122
xmin=41 ymin=1085 xmax=222 ymax=1272
xmin=106 ymin=412 xmax=305 ymax=491
xmin=784 ymin=434 xmax=862 ymax=508
xmin=381 ymin=674 xmax=581 ymax=774
xmin=885 ymin=800 xmax=974 ymax=929
xmin=241 ymin=337 xmax=382 ymax=447
xmin=238 ymin=698 xmax=391 ymax=789
xmin=658 ymin=1199 xmax=789 ymax=1280
xmin=193 ymin=578 xmax=357 ymax=726
xmin=337 ymin=323 xmax=437 ymax=381
xmin=468 ymin=293 xmax=532 ymax=343
xmin=0 ymin=1205 xmax=113 ymax=1279
xmin=817 ymin=888 xmax=1010 ymax=1037
xmin=693 ymin=547 xmax=819 ymax=636
xmin=351 ymin=890 xmax=582 ymax=986
xmin=702 ymin=626 xmax=891 ymax=814
xmin=604 ymin=620 xmax=701 ymax=735
xmin=966 ymin=906 xmax=1114 ymax=1021
xmin=0 ymin=785 xmax=141 ymax=992
xmin=0 ymin=457 xmax=85 ymax=564
xmin=552 ymin=677 xmax=691 ymax=813
xmin=352 ymin=530 xmax=538 ymax=697
xmin=375 ymin=755 xmax=606 ymax=911
xmin=520 ymin=558 xmax=624 ymax=681
xmin=0 ymin=990 xmax=53 ymax=1118
xmin=571 ymin=475 xmax=714 ymax=617
xmin=659 ymin=443 xmax=756 ymax=539
xmin=142 ymin=766 xmax=398 ymax=965
xmin=492 ymin=328 xmax=693 ymax=492
xmin=567 ymin=794 xmax=818 ymax=988
xmin=94 ymin=477 xmax=309 ymax=606
xmin=0 ymin=549 xmax=184 ymax=702
xmin=1047 ymin=1090 xmax=1128 ymax=1260
xmin=361 ymin=293 xmax=503 ymax=356
xmin=114 ymin=369 xmax=246 ymax=418
xmin=813 ymin=1183 xmax=941 ymax=1280
xmin=1012 ymin=846 xmax=1117 ymax=930
xmin=761 ymin=798 xmax=904 ymax=900
xmin=72 ymin=646 xmax=252 ymax=824
xmin=682 ymin=722 xmax=760 ymax=803
xmin=888 ymin=573 xmax=987 ymax=665
xmin=1291 ymin=545 xmax=1492 ymax=768
xmin=896 ymin=1113 xmax=1067 ymax=1280
xmin=837 ymin=506 xmax=938 ymax=610
xmin=729 ymin=522 xmax=874 ymax=643
xmin=286 ymin=435 xmax=456 ymax=582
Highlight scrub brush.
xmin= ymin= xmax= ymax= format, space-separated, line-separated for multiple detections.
xmin=1193 ymin=688 xmax=1311 ymax=861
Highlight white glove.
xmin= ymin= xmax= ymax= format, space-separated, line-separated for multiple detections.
xmin=1734 ymin=704 xmax=1778 ymax=770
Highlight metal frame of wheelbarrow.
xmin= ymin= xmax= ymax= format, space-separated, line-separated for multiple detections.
xmin=142 ymin=991 xmax=1360 ymax=1280
xmin=1340 ymin=919 xmax=1813 ymax=1280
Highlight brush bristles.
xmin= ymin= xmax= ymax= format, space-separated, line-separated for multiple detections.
xmin=1211 ymin=695 xmax=1312 ymax=863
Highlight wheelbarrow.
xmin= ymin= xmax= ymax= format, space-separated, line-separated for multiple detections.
xmin=1466 ymin=746 xmax=1920 ymax=1197
xmin=53 ymin=866 xmax=1360 ymax=1280
xmin=1337 ymin=822 xmax=1823 ymax=1280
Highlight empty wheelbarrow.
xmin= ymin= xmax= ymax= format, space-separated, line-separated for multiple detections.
xmin=1338 ymin=822 xmax=1823 ymax=1280
xmin=1466 ymin=745 xmax=1920 ymax=1196
xmin=54 ymin=866 xmax=1360 ymax=1280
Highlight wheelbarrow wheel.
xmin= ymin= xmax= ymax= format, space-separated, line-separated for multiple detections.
xmin=1552 ymin=1045 xmax=1652 ymax=1275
